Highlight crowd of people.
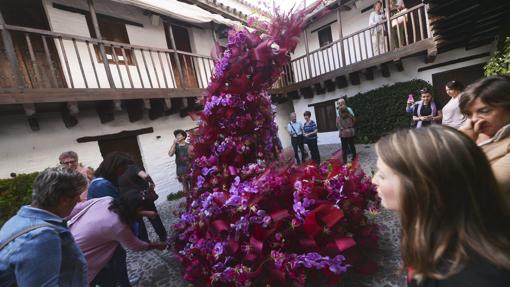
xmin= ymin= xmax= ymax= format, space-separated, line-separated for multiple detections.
xmin=0 ymin=129 xmax=194 ymax=286
xmin=1 ymin=75 xmax=509 ymax=286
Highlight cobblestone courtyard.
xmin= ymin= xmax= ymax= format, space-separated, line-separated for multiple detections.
xmin=127 ymin=144 xmax=405 ymax=287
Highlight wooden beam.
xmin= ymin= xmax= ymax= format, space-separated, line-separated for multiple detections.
xmin=380 ymin=63 xmax=390 ymax=77
xmin=394 ymin=60 xmax=404 ymax=71
xmin=363 ymin=67 xmax=374 ymax=80
xmin=324 ymin=79 xmax=336 ymax=92
xmin=0 ymin=88 xmax=207 ymax=104
xmin=313 ymin=83 xmax=326 ymax=95
xmin=349 ymin=72 xmax=360 ymax=85
xmin=426 ymin=47 xmax=438 ymax=64
xmin=301 ymin=87 xmax=314 ymax=98
xmin=77 ymin=127 xmax=154 ymax=143
xmin=335 ymin=75 xmax=348 ymax=89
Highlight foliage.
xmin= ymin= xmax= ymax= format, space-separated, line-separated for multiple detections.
xmin=167 ymin=190 xmax=186 ymax=201
xmin=0 ymin=173 xmax=38 ymax=226
xmin=347 ymin=79 xmax=432 ymax=143
xmin=484 ymin=36 xmax=510 ymax=76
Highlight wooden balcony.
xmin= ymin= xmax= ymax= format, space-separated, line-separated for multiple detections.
xmin=273 ymin=4 xmax=435 ymax=95
xmin=0 ymin=24 xmax=214 ymax=104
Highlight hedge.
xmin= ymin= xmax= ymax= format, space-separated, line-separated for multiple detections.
xmin=0 ymin=173 xmax=38 ymax=226
xmin=347 ymin=79 xmax=432 ymax=143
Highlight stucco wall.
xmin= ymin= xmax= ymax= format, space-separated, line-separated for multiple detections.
xmin=0 ymin=111 xmax=196 ymax=202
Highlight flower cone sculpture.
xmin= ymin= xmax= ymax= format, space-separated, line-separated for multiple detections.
xmin=173 ymin=4 xmax=380 ymax=286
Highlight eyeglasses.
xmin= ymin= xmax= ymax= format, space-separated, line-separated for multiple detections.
xmin=60 ymin=160 xmax=77 ymax=165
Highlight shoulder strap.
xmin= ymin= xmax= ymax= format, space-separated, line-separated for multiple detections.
xmin=0 ymin=223 xmax=54 ymax=251
xmin=289 ymin=122 xmax=298 ymax=136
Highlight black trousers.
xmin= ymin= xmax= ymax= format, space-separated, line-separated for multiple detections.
xmin=138 ymin=200 xmax=168 ymax=242
xmin=291 ymin=135 xmax=307 ymax=164
xmin=341 ymin=137 xmax=356 ymax=163
xmin=306 ymin=138 xmax=320 ymax=164
xmin=91 ymin=245 xmax=130 ymax=287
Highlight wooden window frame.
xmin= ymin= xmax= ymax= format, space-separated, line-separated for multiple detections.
xmin=318 ymin=26 xmax=333 ymax=48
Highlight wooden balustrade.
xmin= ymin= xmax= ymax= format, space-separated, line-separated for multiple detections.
xmin=0 ymin=24 xmax=215 ymax=91
xmin=276 ymin=4 xmax=430 ymax=89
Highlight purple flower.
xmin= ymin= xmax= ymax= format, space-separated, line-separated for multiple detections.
xmin=262 ymin=215 xmax=272 ymax=228
xmin=225 ymin=195 xmax=242 ymax=207
xmin=329 ymin=255 xmax=350 ymax=274
xmin=232 ymin=216 xmax=250 ymax=234
xmin=213 ymin=242 xmax=224 ymax=257
xmin=197 ymin=176 xmax=205 ymax=188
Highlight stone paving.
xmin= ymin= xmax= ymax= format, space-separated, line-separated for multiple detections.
xmin=126 ymin=144 xmax=405 ymax=287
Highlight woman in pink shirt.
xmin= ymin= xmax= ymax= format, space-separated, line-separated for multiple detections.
xmin=68 ymin=190 xmax=166 ymax=285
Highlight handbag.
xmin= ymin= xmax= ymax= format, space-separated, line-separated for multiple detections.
xmin=142 ymin=184 xmax=159 ymax=202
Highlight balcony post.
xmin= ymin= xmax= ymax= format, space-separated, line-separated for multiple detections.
xmin=88 ymin=0 xmax=116 ymax=88
xmin=167 ymin=23 xmax=187 ymax=88
xmin=0 ymin=11 xmax=25 ymax=89
xmin=336 ymin=3 xmax=346 ymax=67
xmin=385 ymin=0 xmax=394 ymax=51
xmin=303 ymin=28 xmax=312 ymax=79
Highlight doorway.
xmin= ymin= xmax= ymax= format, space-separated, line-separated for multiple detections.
xmin=431 ymin=63 xmax=485 ymax=105
xmin=98 ymin=136 xmax=144 ymax=168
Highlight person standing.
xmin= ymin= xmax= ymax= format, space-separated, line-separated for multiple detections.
xmin=59 ymin=151 xmax=90 ymax=201
xmin=169 ymin=129 xmax=192 ymax=195
xmin=373 ymin=126 xmax=510 ymax=287
xmin=442 ymin=80 xmax=466 ymax=129
xmin=369 ymin=1 xmax=387 ymax=56
xmin=287 ymin=112 xmax=307 ymax=164
xmin=303 ymin=111 xmax=321 ymax=164
xmin=459 ymin=76 xmax=510 ymax=195
xmin=0 ymin=167 xmax=88 ymax=286
xmin=336 ymin=107 xmax=357 ymax=163
xmin=409 ymin=88 xmax=442 ymax=128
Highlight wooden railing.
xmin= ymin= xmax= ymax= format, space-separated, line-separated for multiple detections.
xmin=0 ymin=24 xmax=215 ymax=91
xmin=275 ymin=4 xmax=431 ymax=89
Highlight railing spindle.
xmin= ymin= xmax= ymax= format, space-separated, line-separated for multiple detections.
xmin=164 ymin=52 xmax=176 ymax=88
xmin=111 ymin=44 xmax=125 ymax=88
xmin=72 ymin=39 xmax=88 ymax=88
xmin=58 ymin=37 xmax=74 ymax=88
xmin=363 ymin=31 xmax=369 ymax=60
xmin=410 ymin=10 xmax=417 ymax=43
xmin=396 ymin=19 xmax=402 ymax=48
xmin=86 ymin=42 xmax=101 ymax=88
xmin=41 ymin=35 xmax=58 ymax=87
xmin=140 ymin=49 xmax=153 ymax=88
xmin=121 ymin=47 xmax=134 ymax=88
xmin=148 ymin=50 xmax=161 ymax=88
xmin=157 ymin=51 xmax=168 ymax=88
xmin=418 ymin=8 xmax=424 ymax=41
xmin=132 ymin=48 xmax=145 ymax=88
xmin=357 ymin=33 xmax=362 ymax=60
xmin=403 ymin=14 xmax=409 ymax=46
xmin=25 ymin=33 xmax=42 ymax=87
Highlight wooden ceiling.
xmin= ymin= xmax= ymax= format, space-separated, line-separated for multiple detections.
xmin=426 ymin=0 xmax=510 ymax=53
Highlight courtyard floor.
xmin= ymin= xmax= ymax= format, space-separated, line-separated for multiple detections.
xmin=126 ymin=144 xmax=405 ymax=287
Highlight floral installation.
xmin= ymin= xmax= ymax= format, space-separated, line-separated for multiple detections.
xmin=173 ymin=3 xmax=380 ymax=286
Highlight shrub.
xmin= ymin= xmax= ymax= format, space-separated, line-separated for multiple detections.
xmin=484 ymin=36 xmax=510 ymax=76
xmin=0 ymin=173 xmax=38 ymax=226
xmin=348 ymin=79 xmax=432 ymax=143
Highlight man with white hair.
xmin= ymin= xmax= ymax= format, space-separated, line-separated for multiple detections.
xmin=287 ymin=112 xmax=307 ymax=164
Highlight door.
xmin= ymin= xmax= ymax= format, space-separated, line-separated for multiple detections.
xmin=165 ymin=23 xmax=198 ymax=88
xmin=98 ymin=136 xmax=144 ymax=168
xmin=431 ymin=63 xmax=485 ymax=106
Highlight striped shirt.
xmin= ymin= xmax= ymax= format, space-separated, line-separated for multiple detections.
xmin=303 ymin=120 xmax=318 ymax=140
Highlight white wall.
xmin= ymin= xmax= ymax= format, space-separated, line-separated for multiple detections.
xmin=0 ymin=111 xmax=196 ymax=201
xmin=283 ymin=44 xmax=495 ymax=145
xmin=274 ymin=101 xmax=293 ymax=149
xmin=43 ymin=0 xmax=215 ymax=89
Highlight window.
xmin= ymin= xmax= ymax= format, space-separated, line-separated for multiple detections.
xmin=86 ymin=15 xmax=134 ymax=65
xmin=318 ymin=26 xmax=333 ymax=48
xmin=313 ymin=101 xmax=337 ymax=132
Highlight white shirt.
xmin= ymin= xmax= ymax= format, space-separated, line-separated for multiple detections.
xmin=441 ymin=96 xmax=466 ymax=129
xmin=369 ymin=11 xmax=386 ymax=33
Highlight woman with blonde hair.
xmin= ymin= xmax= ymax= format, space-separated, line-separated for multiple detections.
xmin=373 ymin=126 xmax=510 ymax=286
